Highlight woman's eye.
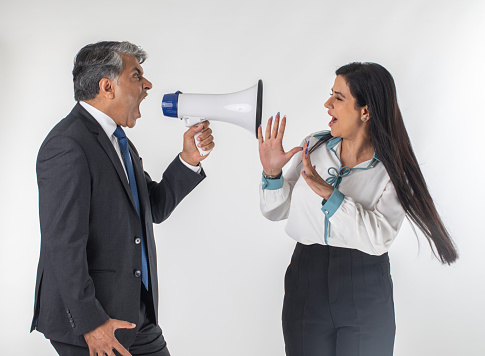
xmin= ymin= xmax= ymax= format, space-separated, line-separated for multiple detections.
xmin=330 ymin=93 xmax=342 ymax=101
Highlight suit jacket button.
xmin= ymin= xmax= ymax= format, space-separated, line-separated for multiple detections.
xmin=134 ymin=270 xmax=142 ymax=278
xmin=134 ymin=237 xmax=141 ymax=245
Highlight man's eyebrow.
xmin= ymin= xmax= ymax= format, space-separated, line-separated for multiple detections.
xmin=331 ymin=89 xmax=346 ymax=98
xmin=133 ymin=67 xmax=143 ymax=75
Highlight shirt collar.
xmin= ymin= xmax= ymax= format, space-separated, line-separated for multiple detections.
xmin=368 ymin=152 xmax=380 ymax=168
xmin=79 ymin=101 xmax=118 ymax=138
xmin=313 ymin=131 xmax=380 ymax=169
xmin=326 ymin=135 xmax=342 ymax=150
xmin=312 ymin=131 xmax=342 ymax=150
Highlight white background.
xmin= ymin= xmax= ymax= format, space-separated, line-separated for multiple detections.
xmin=1 ymin=0 xmax=484 ymax=355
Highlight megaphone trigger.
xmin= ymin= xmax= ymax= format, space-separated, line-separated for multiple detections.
xmin=183 ymin=116 xmax=207 ymax=127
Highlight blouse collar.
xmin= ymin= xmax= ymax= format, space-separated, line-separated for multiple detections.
xmin=313 ymin=131 xmax=380 ymax=168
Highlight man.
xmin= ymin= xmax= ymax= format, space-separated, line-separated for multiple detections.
xmin=31 ymin=41 xmax=215 ymax=356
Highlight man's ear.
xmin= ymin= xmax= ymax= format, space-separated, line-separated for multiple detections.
xmin=98 ymin=78 xmax=116 ymax=99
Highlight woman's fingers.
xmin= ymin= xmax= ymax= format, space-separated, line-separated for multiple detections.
xmin=277 ymin=115 xmax=287 ymax=140
xmin=265 ymin=116 xmax=273 ymax=141
xmin=259 ymin=113 xmax=292 ymax=173
xmin=300 ymin=141 xmax=334 ymax=199
xmin=301 ymin=140 xmax=313 ymax=174
xmin=302 ymin=141 xmax=320 ymax=181
xmin=262 ymin=113 xmax=284 ymax=143
xmin=271 ymin=113 xmax=280 ymax=139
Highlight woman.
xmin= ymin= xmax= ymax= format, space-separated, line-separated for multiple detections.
xmin=258 ymin=62 xmax=458 ymax=356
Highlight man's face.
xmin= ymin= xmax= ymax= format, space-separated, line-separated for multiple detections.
xmin=111 ymin=54 xmax=152 ymax=128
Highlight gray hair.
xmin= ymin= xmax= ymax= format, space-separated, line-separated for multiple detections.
xmin=73 ymin=41 xmax=148 ymax=101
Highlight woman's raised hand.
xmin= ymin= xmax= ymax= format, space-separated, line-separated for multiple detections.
xmin=258 ymin=113 xmax=303 ymax=176
xmin=301 ymin=140 xmax=334 ymax=200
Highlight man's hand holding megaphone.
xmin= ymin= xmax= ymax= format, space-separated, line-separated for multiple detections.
xmin=180 ymin=120 xmax=215 ymax=166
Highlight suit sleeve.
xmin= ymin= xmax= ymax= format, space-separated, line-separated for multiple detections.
xmin=37 ymin=135 xmax=109 ymax=336
xmin=145 ymin=155 xmax=206 ymax=224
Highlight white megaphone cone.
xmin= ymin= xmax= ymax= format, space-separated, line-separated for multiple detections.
xmin=161 ymin=80 xmax=263 ymax=156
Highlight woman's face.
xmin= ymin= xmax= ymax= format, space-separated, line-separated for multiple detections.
xmin=324 ymin=75 xmax=368 ymax=139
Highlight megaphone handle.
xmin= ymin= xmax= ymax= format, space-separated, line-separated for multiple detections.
xmin=193 ymin=128 xmax=211 ymax=156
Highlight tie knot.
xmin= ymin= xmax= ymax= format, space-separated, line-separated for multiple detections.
xmin=113 ymin=125 xmax=126 ymax=140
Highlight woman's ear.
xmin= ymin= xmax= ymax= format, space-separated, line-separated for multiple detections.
xmin=361 ymin=105 xmax=369 ymax=122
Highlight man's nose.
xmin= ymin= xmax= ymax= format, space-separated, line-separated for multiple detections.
xmin=144 ymin=78 xmax=153 ymax=90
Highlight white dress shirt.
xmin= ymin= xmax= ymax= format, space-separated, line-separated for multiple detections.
xmin=260 ymin=131 xmax=406 ymax=256
xmin=79 ymin=101 xmax=201 ymax=177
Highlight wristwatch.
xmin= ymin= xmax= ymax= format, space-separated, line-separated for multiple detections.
xmin=262 ymin=171 xmax=282 ymax=179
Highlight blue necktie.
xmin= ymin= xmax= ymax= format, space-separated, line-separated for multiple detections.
xmin=113 ymin=126 xmax=149 ymax=290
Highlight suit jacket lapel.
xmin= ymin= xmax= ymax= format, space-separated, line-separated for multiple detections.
xmin=73 ymin=103 xmax=138 ymax=213
xmin=97 ymin=133 xmax=137 ymax=211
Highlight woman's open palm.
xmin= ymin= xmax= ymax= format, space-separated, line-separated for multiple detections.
xmin=258 ymin=113 xmax=303 ymax=176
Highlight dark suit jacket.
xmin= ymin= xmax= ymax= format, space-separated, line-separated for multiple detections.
xmin=31 ymin=103 xmax=205 ymax=348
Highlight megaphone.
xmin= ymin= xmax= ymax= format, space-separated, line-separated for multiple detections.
xmin=161 ymin=80 xmax=263 ymax=156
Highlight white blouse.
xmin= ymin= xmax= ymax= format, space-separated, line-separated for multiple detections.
xmin=259 ymin=131 xmax=406 ymax=256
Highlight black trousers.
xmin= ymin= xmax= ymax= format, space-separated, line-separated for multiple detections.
xmin=51 ymin=287 xmax=170 ymax=356
xmin=282 ymin=243 xmax=395 ymax=356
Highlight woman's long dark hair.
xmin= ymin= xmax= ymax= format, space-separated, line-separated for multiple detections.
xmin=312 ymin=62 xmax=458 ymax=264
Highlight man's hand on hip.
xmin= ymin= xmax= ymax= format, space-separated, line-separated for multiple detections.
xmin=84 ymin=318 xmax=136 ymax=356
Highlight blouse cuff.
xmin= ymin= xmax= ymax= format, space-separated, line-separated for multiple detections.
xmin=321 ymin=189 xmax=345 ymax=218
xmin=262 ymin=173 xmax=284 ymax=190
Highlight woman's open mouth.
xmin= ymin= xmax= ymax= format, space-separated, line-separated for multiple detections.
xmin=329 ymin=116 xmax=338 ymax=127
